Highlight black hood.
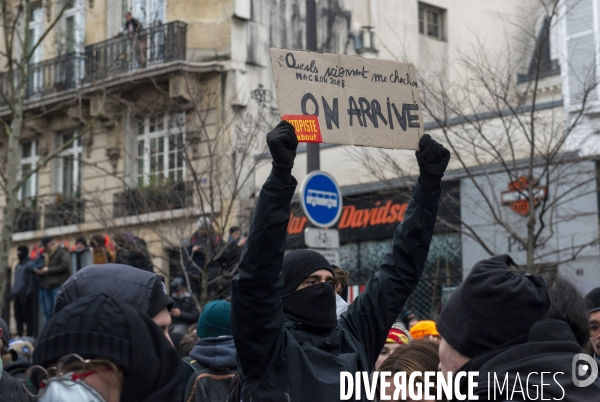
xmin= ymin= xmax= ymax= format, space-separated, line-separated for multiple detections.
xmin=34 ymin=294 xmax=182 ymax=402
xmin=455 ymin=320 xmax=600 ymax=402
xmin=189 ymin=335 xmax=237 ymax=369
xmin=54 ymin=264 xmax=173 ymax=317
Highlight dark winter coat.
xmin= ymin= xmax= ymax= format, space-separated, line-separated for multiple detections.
xmin=10 ymin=258 xmax=35 ymax=297
xmin=0 ymin=370 xmax=35 ymax=402
xmin=39 ymin=246 xmax=70 ymax=290
xmin=231 ymin=173 xmax=439 ymax=402
xmin=453 ymin=319 xmax=600 ymax=401
xmin=171 ymin=293 xmax=199 ymax=326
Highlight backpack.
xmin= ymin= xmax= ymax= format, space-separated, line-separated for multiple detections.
xmin=185 ymin=367 xmax=236 ymax=402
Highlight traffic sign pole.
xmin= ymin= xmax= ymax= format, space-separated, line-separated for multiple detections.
xmin=306 ymin=0 xmax=320 ymax=173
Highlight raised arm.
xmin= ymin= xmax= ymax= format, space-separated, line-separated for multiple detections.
xmin=340 ymin=135 xmax=450 ymax=366
xmin=231 ymin=121 xmax=298 ymax=382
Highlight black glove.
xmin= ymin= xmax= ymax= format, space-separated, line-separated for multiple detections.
xmin=267 ymin=120 xmax=298 ymax=184
xmin=416 ymin=134 xmax=450 ymax=192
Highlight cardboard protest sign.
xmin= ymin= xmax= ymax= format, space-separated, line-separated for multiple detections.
xmin=270 ymin=48 xmax=424 ymax=150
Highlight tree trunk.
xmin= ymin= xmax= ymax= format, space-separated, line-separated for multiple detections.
xmin=0 ymin=71 xmax=27 ymax=313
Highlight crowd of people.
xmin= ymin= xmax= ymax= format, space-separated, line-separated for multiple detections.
xmin=0 ymin=123 xmax=599 ymax=401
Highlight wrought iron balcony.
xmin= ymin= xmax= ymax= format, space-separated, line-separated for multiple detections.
xmin=14 ymin=205 xmax=40 ymax=233
xmin=0 ymin=21 xmax=187 ymax=103
xmin=44 ymin=198 xmax=85 ymax=229
xmin=85 ymin=21 xmax=187 ymax=81
xmin=113 ymin=181 xmax=193 ymax=218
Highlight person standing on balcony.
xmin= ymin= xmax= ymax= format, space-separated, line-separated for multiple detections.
xmin=34 ymin=237 xmax=71 ymax=323
xmin=119 ymin=11 xmax=147 ymax=68
xmin=10 ymin=246 xmax=36 ymax=337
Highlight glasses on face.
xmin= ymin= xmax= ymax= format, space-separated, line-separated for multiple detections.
xmin=591 ymin=323 xmax=600 ymax=338
xmin=22 ymin=353 xmax=119 ymax=397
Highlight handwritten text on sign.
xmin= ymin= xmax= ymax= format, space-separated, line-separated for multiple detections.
xmin=270 ymin=48 xmax=424 ymax=150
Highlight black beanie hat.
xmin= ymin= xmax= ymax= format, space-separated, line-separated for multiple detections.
xmin=41 ymin=236 xmax=53 ymax=248
xmin=282 ymin=249 xmax=334 ymax=295
xmin=437 ymin=255 xmax=550 ymax=358
xmin=34 ymin=294 xmax=182 ymax=402
xmin=586 ymin=287 xmax=600 ymax=314
xmin=55 ymin=264 xmax=173 ymax=318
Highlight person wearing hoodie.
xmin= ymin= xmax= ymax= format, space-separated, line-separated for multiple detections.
xmin=35 ymin=237 xmax=71 ymax=323
xmin=231 ymin=122 xmax=449 ymax=401
xmin=183 ymin=300 xmax=236 ymax=401
xmin=586 ymin=287 xmax=600 ymax=365
xmin=437 ymin=255 xmax=600 ymax=401
xmin=54 ymin=264 xmax=174 ymax=344
xmin=30 ymin=293 xmax=182 ymax=402
xmin=10 ymin=246 xmax=36 ymax=337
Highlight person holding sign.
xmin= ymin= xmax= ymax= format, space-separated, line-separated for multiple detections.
xmin=231 ymin=121 xmax=450 ymax=401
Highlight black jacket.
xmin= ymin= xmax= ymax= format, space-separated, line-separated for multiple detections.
xmin=39 ymin=246 xmax=70 ymax=290
xmin=10 ymin=258 xmax=35 ymax=296
xmin=231 ymin=174 xmax=439 ymax=402
xmin=454 ymin=319 xmax=600 ymax=401
xmin=171 ymin=292 xmax=199 ymax=326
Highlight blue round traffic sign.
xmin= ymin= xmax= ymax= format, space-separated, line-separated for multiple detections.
xmin=300 ymin=171 xmax=342 ymax=228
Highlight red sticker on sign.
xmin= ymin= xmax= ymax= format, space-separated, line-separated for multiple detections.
xmin=281 ymin=115 xmax=323 ymax=143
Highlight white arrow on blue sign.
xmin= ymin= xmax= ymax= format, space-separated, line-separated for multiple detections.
xmin=299 ymin=171 xmax=343 ymax=228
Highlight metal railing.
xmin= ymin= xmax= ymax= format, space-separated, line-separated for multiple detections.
xmin=44 ymin=198 xmax=85 ymax=229
xmin=14 ymin=206 xmax=40 ymax=233
xmin=0 ymin=21 xmax=187 ymax=102
xmin=85 ymin=21 xmax=187 ymax=81
xmin=113 ymin=180 xmax=193 ymax=218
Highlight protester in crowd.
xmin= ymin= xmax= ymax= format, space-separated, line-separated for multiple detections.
xmin=3 ymin=339 xmax=34 ymax=379
xmin=332 ymin=264 xmax=349 ymax=318
xmin=375 ymin=324 xmax=413 ymax=370
xmin=586 ymin=287 xmax=600 ymax=364
xmin=541 ymin=272 xmax=590 ymax=350
xmin=30 ymin=293 xmax=182 ymax=402
xmin=75 ymin=237 xmax=88 ymax=251
xmin=437 ymin=255 xmax=600 ymax=400
xmin=54 ymin=264 xmax=174 ymax=344
xmin=10 ymin=246 xmax=35 ymax=337
xmin=409 ymin=320 xmax=440 ymax=343
xmin=187 ymin=218 xmax=221 ymax=297
xmin=378 ymin=340 xmax=442 ymax=401
xmin=219 ymin=226 xmax=246 ymax=276
xmin=169 ymin=277 xmax=199 ymax=350
xmin=113 ymin=233 xmax=153 ymax=272
xmin=0 ymin=317 xmax=35 ymax=401
xmin=184 ymin=300 xmax=237 ymax=402
xmin=34 ymin=237 xmax=71 ymax=323
xmin=90 ymin=234 xmax=115 ymax=264
xmin=179 ymin=328 xmax=199 ymax=358
xmin=399 ymin=307 xmax=419 ymax=330
xmin=231 ymin=122 xmax=449 ymax=400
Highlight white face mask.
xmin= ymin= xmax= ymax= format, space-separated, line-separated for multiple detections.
xmin=39 ymin=375 xmax=106 ymax=402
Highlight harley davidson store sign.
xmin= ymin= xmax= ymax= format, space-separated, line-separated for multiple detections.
xmin=286 ymin=184 xmax=460 ymax=247
xmin=500 ymin=177 xmax=548 ymax=217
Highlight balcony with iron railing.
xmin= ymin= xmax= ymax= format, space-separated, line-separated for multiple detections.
xmin=44 ymin=198 xmax=85 ymax=229
xmin=0 ymin=21 xmax=187 ymax=103
xmin=113 ymin=181 xmax=193 ymax=218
